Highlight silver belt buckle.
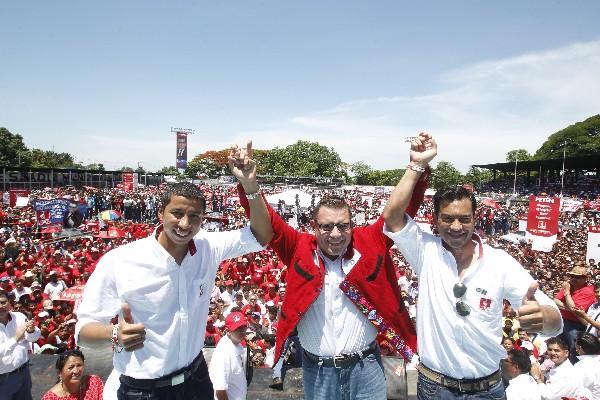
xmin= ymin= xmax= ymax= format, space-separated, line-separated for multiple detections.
xmin=171 ymin=373 xmax=185 ymax=386
xmin=333 ymin=355 xmax=345 ymax=369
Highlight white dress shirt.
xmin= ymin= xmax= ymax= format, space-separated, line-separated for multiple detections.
xmin=384 ymin=215 xmax=561 ymax=379
xmin=0 ymin=311 xmax=41 ymax=374
xmin=208 ymin=335 xmax=247 ymax=400
xmin=574 ymin=355 xmax=600 ymax=400
xmin=297 ymin=249 xmax=377 ymax=357
xmin=75 ymin=225 xmax=264 ymax=379
xmin=538 ymin=360 xmax=586 ymax=400
xmin=506 ymin=373 xmax=541 ymax=400
xmin=586 ymin=302 xmax=600 ymax=337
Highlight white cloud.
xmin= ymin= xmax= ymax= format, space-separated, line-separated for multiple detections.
xmin=245 ymin=40 xmax=600 ymax=172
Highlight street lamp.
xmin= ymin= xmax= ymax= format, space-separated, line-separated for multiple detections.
xmin=512 ymin=158 xmax=518 ymax=196
xmin=559 ymin=141 xmax=567 ymax=198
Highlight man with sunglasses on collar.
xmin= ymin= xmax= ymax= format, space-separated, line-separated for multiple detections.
xmin=382 ymin=132 xmax=562 ymax=399
xmin=237 ymin=149 xmax=428 ymax=400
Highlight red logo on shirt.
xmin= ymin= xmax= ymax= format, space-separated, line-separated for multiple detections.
xmin=479 ymin=298 xmax=492 ymax=310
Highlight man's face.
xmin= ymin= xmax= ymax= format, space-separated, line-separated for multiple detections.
xmin=435 ymin=198 xmax=476 ymax=252
xmin=546 ymin=343 xmax=569 ymax=366
xmin=229 ymin=325 xmax=247 ymax=345
xmin=568 ymin=274 xmax=587 ymax=290
xmin=502 ymin=355 xmax=520 ymax=380
xmin=312 ymin=206 xmax=352 ymax=259
xmin=0 ymin=295 xmax=11 ymax=322
xmin=518 ymin=330 xmax=529 ymax=341
xmin=594 ymin=286 xmax=600 ymax=302
xmin=158 ymin=195 xmax=204 ymax=249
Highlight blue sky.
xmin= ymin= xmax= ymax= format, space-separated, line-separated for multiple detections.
xmin=1 ymin=1 xmax=600 ymax=172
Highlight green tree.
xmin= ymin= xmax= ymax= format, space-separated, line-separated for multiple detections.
xmin=349 ymin=161 xmax=373 ymax=185
xmin=157 ymin=166 xmax=179 ymax=175
xmin=534 ymin=114 xmax=600 ymax=159
xmin=505 ymin=149 xmax=532 ymax=162
xmin=260 ymin=141 xmax=344 ymax=178
xmin=120 ymin=166 xmax=134 ymax=172
xmin=0 ymin=127 xmax=30 ymax=166
xmin=464 ymin=166 xmax=493 ymax=189
xmin=369 ymin=169 xmax=405 ymax=186
xmin=29 ymin=149 xmax=76 ymax=168
xmin=431 ymin=161 xmax=462 ymax=189
xmin=186 ymin=157 xmax=226 ymax=178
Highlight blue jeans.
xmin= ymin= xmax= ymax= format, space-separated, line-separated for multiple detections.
xmin=117 ymin=359 xmax=213 ymax=400
xmin=302 ymin=350 xmax=387 ymax=400
xmin=560 ymin=319 xmax=586 ymax=364
xmin=0 ymin=364 xmax=32 ymax=400
xmin=417 ymin=372 xmax=506 ymax=400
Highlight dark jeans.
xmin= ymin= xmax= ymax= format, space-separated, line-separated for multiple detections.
xmin=417 ymin=372 xmax=506 ymax=400
xmin=0 ymin=364 xmax=32 ymax=400
xmin=560 ymin=319 xmax=586 ymax=364
xmin=117 ymin=359 xmax=213 ymax=400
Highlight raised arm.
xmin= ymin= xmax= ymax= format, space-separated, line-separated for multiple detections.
xmin=383 ymin=132 xmax=437 ymax=232
xmin=228 ymin=141 xmax=273 ymax=246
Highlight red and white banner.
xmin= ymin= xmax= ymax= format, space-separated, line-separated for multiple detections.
xmin=414 ymin=215 xmax=433 ymax=234
xmin=526 ymin=196 xmax=560 ymax=252
xmin=560 ymin=198 xmax=583 ymax=213
xmin=584 ymin=199 xmax=600 ymax=212
xmin=518 ymin=217 xmax=527 ymax=232
xmin=122 ymin=172 xmax=138 ymax=192
xmin=587 ymin=226 xmax=600 ymax=262
xmin=9 ymin=189 xmax=29 ymax=207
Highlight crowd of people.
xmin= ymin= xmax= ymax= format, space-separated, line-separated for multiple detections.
xmin=1 ymin=139 xmax=600 ymax=399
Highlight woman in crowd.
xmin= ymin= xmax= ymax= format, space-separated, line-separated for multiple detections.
xmin=41 ymin=349 xmax=103 ymax=400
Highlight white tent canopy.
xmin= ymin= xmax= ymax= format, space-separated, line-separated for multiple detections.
xmin=265 ymin=189 xmax=320 ymax=209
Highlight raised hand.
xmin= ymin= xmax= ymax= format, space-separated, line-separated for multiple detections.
xmin=516 ymin=282 xmax=544 ymax=332
xmin=228 ymin=141 xmax=257 ymax=186
xmin=410 ymin=132 xmax=437 ymax=165
xmin=118 ymin=303 xmax=146 ymax=352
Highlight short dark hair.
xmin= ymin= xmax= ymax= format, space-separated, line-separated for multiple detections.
xmin=507 ymin=349 xmax=532 ymax=373
xmin=311 ymin=196 xmax=352 ymax=220
xmin=594 ymin=281 xmax=600 ymax=291
xmin=546 ymin=336 xmax=568 ymax=351
xmin=56 ymin=349 xmax=85 ymax=373
xmin=433 ymin=186 xmax=477 ymax=216
xmin=576 ymin=332 xmax=600 ymax=355
xmin=158 ymin=182 xmax=206 ymax=212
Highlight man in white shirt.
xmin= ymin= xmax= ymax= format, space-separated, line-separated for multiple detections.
xmin=573 ymin=332 xmax=600 ymax=400
xmin=208 ymin=311 xmax=248 ymax=400
xmin=43 ymin=271 xmax=68 ymax=300
xmin=503 ymin=348 xmax=540 ymax=400
xmin=11 ymin=279 xmax=31 ymax=303
xmin=382 ymin=133 xmax=563 ymax=399
xmin=76 ymin=142 xmax=272 ymax=400
xmin=531 ymin=337 xmax=586 ymax=400
xmin=0 ymin=289 xmax=41 ymax=400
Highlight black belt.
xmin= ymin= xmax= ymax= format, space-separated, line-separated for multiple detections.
xmin=417 ymin=363 xmax=502 ymax=393
xmin=0 ymin=363 xmax=28 ymax=379
xmin=304 ymin=341 xmax=378 ymax=369
xmin=119 ymin=352 xmax=204 ymax=390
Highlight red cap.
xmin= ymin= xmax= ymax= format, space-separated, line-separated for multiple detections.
xmin=225 ymin=312 xmax=247 ymax=331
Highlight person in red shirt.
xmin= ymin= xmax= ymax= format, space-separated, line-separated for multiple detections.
xmin=554 ymin=264 xmax=596 ymax=363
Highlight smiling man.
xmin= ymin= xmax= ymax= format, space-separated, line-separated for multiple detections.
xmin=75 ymin=142 xmax=272 ymax=400
xmin=382 ymin=132 xmax=562 ymax=399
xmin=237 ymin=157 xmax=426 ymax=400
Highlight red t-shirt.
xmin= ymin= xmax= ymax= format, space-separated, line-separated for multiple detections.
xmin=555 ymin=284 xmax=596 ymax=322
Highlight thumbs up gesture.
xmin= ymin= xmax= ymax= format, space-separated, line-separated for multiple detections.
xmin=515 ymin=282 xmax=544 ymax=332
xmin=118 ymin=303 xmax=146 ymax=352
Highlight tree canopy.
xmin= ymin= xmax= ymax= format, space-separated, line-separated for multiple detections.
xmin=505 ymin=149 xmax=532 ymax=162
xmin=534 ymin=114 xmax=600 ymax=159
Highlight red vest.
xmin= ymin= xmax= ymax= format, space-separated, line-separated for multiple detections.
xmin=238 ymin=178 xmax=427 ymax=361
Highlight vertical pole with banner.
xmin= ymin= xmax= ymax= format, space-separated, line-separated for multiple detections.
xmin=171 ymin=127 xmax=195 ymax=172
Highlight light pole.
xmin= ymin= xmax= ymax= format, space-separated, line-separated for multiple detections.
xmin=560 ymin=141 xmax=567 ymax=198
xmin=137 ymin=162 xmax=147 ymax=186
xmin=512 ymin=158 xmax=518 ymax=196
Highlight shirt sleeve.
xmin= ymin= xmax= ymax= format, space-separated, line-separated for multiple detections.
xmin=205 ymin=225 xmax=266 ymax=264
xmin=25 ymin=326 xmax=41 ymax=342
xmin=75 ymin=252 xmax=121 ymax=343
xmin=208 ymin=346 xmax=231 ymax=391
xmin=383 ymin=214 xmax=427 ymax=276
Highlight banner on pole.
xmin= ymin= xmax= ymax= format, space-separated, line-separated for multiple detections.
xmin=587 ymin=226 xmax=600 ymax=262
xmin=176 ymin=131 xmax=188 ymax=169
xmin=526 ymin=196 xmax=560 ymax=252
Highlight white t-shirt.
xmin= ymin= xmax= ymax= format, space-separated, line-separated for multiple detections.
xmin=586 ymin=302 xmax=600 ymax=337
xmin=506 ymin=373 xmax=541 ymax=400
xmin=384 ymin=215 xmax=561 ymax=379
xmin=208 ymin=335 xmax=247 ymax=400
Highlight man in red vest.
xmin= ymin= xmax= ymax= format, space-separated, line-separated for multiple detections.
xmin=238 ymin=156 xmax=427 ymax=400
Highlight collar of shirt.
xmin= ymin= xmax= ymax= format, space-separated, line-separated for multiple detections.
xmin=153 ymin=224 xmax=197 ymax=256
